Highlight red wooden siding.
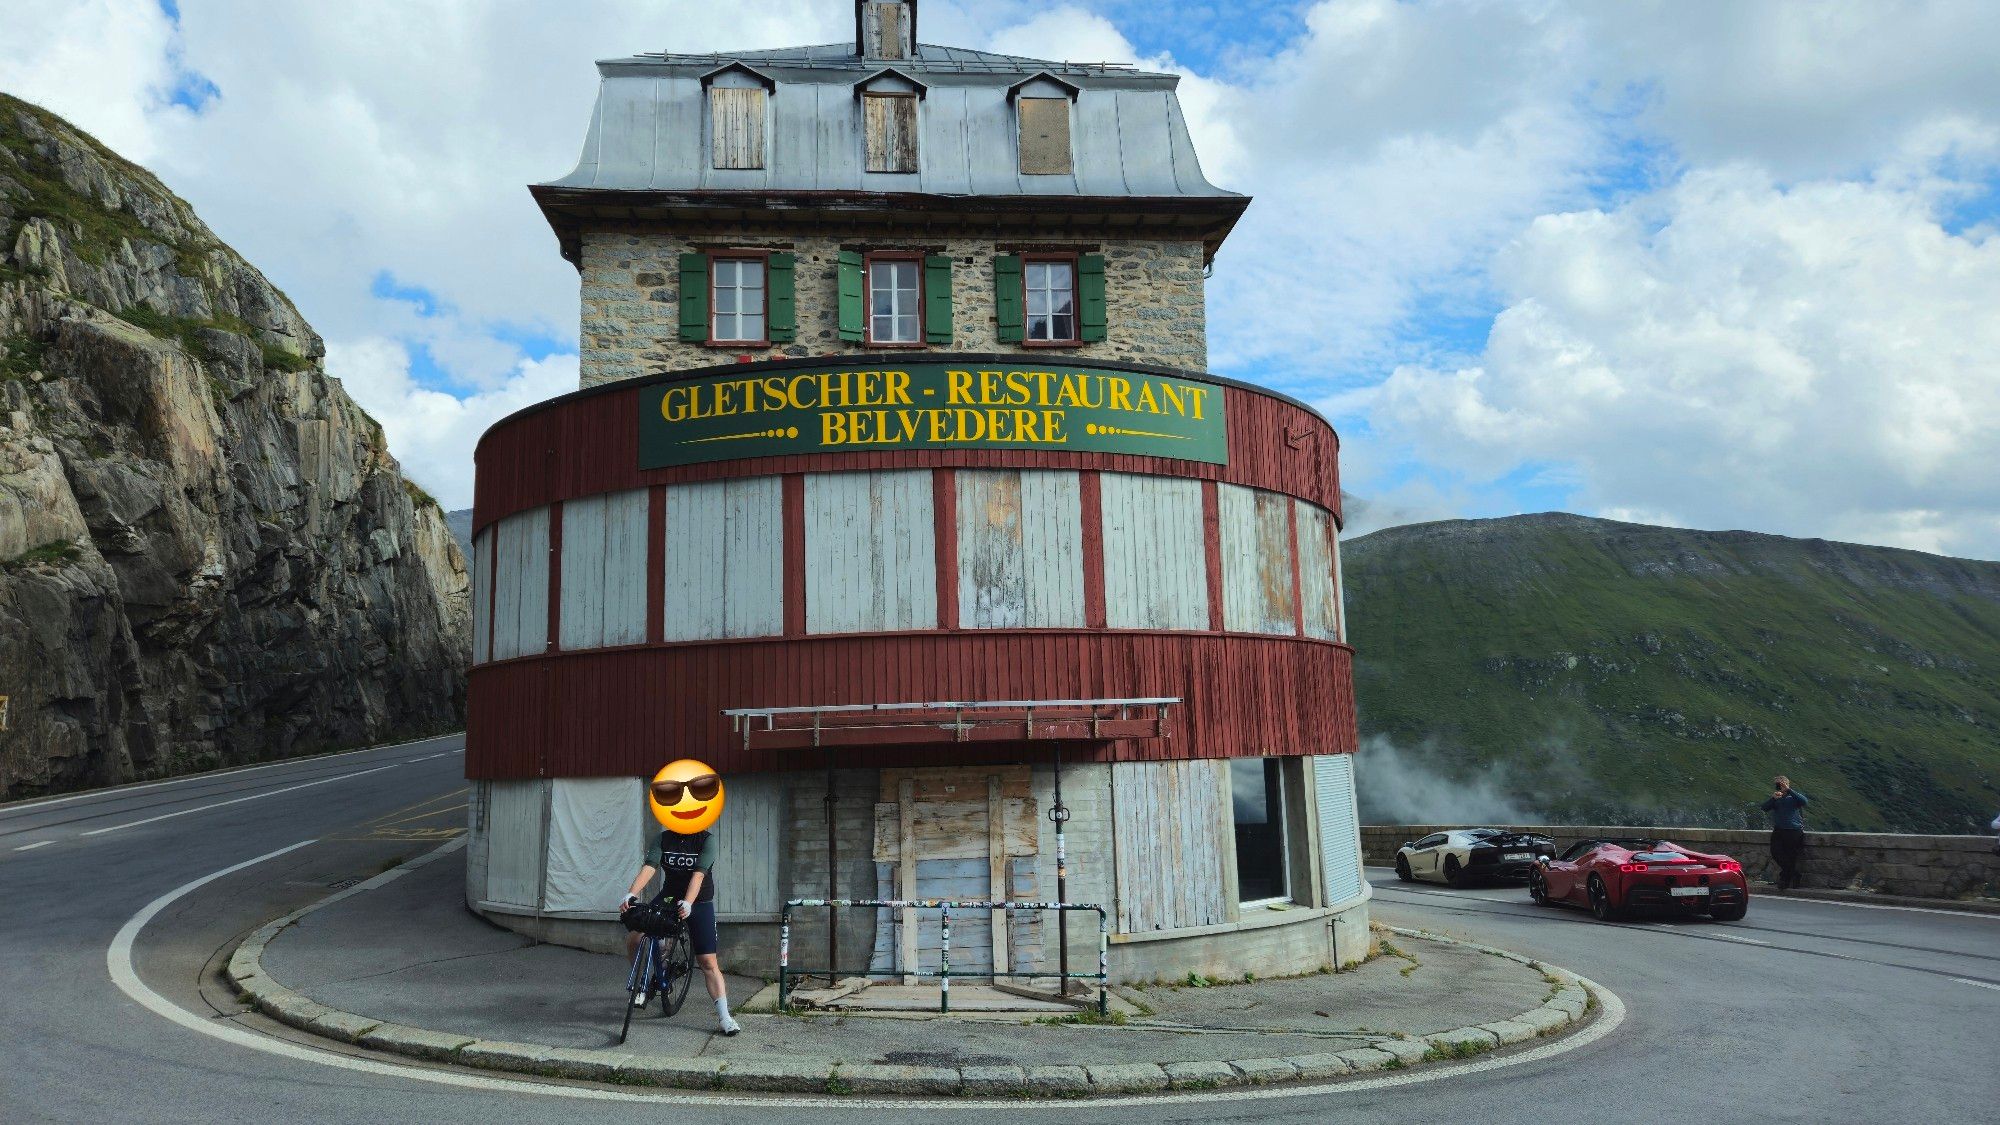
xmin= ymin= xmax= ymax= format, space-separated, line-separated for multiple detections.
xmin=473 ymin=372 xmax=1340 ymax=535
xmin=466 ymin=631 xmax=1358 ymax=780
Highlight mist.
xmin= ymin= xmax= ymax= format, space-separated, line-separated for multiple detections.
xmin=1354 ymin=736 xmax=1537 ymax=825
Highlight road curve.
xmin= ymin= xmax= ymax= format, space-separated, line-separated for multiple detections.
xmin=3 ymin=740 xmax=1994 ymax=1124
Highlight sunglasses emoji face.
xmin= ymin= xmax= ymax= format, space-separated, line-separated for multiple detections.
xmin=648 ymin=759 xmax=725 ymax=834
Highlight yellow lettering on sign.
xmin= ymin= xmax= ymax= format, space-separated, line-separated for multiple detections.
xmin=1107 ymin=377 xmax=1133 ymax=413
xmin=661 ymin=387 xmax=689 ymax=422
xmin=822 ymin=411 xmax=848 ymax=445
xmin=887 ymin=370 xmax=913 ymax=405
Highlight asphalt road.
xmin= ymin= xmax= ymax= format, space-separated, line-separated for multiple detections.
xmin=3 ymin=737 xmax=1995 ymax=1124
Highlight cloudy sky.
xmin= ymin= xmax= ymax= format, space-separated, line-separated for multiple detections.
xmin=4 ymin=0 xmax=1998 ymax=558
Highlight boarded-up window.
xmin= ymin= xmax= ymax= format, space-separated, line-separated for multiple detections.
xmin=863 ymin=93 xmax=919 ymax=173
xmin=1018 ymin=98 xmax=1072 ymax=175
xmin=865 ymin=2 xmax=908 ymax=59
xmin=710 ymin=87 xmax=766 ymax=170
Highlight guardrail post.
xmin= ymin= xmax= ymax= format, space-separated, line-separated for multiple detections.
xmin=778 ymin=904 xmax=791 ymax=1011
xmin=939 ymin=903 xmax=951 ymax=1014
xmin=1097 ymin=907 xmax=1109 ymax=1017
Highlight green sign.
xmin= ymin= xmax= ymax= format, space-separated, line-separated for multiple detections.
xmin=639 ymin=363 xmax=1228 ymax=469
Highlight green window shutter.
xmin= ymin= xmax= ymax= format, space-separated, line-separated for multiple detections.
xmin=837 ymin=250 xmax=865 ymax=342
xmin=923 ymin=254 xmax=953 ymax=344
xmin=768 ymin=252 xmax=796 ymax=343
xmin=1078 ymin=253 xmax=1107 ymax=342
xmin=993 ymin=254 xmax=1024 ymax=344
xmin=678 ymin=253 xmax=709 ymax=343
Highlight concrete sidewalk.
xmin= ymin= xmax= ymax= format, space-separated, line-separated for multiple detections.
xmin=230 ymin=844 xmax=1600 ymax=1097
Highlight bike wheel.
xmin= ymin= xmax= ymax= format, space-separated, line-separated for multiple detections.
xmin=660 ymin=931 xmax=695 ymax=1017
xmin=619 ymin=940 xmax=651 ymax=1045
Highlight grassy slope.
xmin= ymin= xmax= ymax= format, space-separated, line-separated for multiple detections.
xmin=1343 ymin=514 xmax=2000 ymax=832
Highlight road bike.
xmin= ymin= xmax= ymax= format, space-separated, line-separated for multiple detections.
xmin=620 ymin=900 xmax=695 ymax=1044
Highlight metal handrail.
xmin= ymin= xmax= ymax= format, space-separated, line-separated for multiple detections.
xmin=780 ymin=898 xmax=1109 ymax=1016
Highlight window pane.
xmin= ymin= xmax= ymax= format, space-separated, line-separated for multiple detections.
xmin=714 ymin=287 xmax=738 ymax=315
xmin=894 ymin=314 xmax=919 ymax=342
xmin=1027 ymin=290 xmax=1050 ymax=317
xmin=741 ymin=313 xmax=763 ymax=340
xmin=1052 ymin=313 xmax=1074 ymax=341
xmin=1231 ymin=759 xmax=1288 ymax=902
xmin=740 ymin=260 xmax=763 ymax=285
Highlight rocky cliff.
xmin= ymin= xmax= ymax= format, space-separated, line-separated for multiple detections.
xmin=1345 ymin=513 xmax=2000 ymax=833
xmin=0 ymin=94 xmax=469 ymax=799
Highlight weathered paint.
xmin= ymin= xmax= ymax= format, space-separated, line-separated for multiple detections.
xmin=1294 ymin=500 xmax=1340 ymax=643
xmin=559 ymin=489 xmax=650 ymax=650
xmin=1218 ymin=482 xmax=1296 ymax=635
xmin=1110 ymin=759 xmax=1228 ymax=932
xmin=709 ymin=86 xmax=767 ymax=170
xmin=491 ymin=507 xmax=551 ymax=661
xmin=471 ymin=526 xmax=494 ymax=664
xmin=486 ymin=779 xmax=547 ymax=908
xmin=805 ymin=470 xmax=938 ymax=634
xmin=1331 ymin=529 xmax=1348 ymax=644
xmin=472 ymin=361 xmax=1341 ymax=534
xmin=663 ymin=478 xmax=785 ymax=641
xmin=713 ymin=771 xmax=784 ymax=916
xmin=1100 ymin=472 xmax=1207 ymax=630
xmin=469 ymin=631 xmax=1357 ymax=779
xmin=955 ymin=469 xmax=1086 ymax=629
xmin=1313 ymin=754 xmax=1365 ymax=905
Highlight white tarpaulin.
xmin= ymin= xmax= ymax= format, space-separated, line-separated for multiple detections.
xmin=544 ymin=777 xmax=645 ymax=914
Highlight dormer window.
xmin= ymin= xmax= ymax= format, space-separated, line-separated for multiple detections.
xmin=856 ymin=68 xmax=926 ymax=174
xmin=702 ymin=63 xmax=776 ymax=171
xmin=1008 ymin=73 xmax=1081 ymax=176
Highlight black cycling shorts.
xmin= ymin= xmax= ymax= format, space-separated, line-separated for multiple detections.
xmin=686 ymin=899 xmax=718 ymax=957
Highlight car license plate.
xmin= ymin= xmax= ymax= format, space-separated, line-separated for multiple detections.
xmin=1504 ymin=852 xmax=1529 ymax=860
xmin=1669 ymin=886 xmax=1709 ymax=897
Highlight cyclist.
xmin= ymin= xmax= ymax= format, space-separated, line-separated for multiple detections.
xmin=621 ymin=764 xmax=739 ymax=1036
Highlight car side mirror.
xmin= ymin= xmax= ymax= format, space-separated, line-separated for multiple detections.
xmin=1402 ymin=842 xmax=1413 ymax=850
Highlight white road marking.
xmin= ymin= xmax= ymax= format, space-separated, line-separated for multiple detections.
xmin=1705 ymin=933 xmax=1770 ymax=945
xmin=1955 ymin=978 xmax=2000 ymax=992
xmin=0 ymin=733 xmax=462 ymax=814
xmin=109 ymin=841 xmax=1628 ymax=1110
xmin=14 ymin=840 xmax=54 ymax=851
xmin=80 ymin=763 xmax=405 ymax=836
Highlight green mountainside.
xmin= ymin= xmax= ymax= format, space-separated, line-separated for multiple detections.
xmin=1343 ymin=513 xmax=2000 ymax=833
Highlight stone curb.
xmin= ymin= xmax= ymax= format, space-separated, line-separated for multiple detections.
xmin=224 ymin=847 xmax=1604 ymax=1099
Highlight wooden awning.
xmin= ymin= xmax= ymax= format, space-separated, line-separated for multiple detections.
xmin=722 ymin=697 xmax=1179 ymax=751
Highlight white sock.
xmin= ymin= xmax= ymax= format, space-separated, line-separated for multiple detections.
xmin=715 ymin=996 xmax=733 ymax=1021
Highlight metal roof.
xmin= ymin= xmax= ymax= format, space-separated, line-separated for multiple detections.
xmin=538 ymin=42 xmax=1239 ymax=201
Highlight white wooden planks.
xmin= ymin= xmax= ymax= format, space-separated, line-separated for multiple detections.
xmin=1219 ymin=483 xmax=1297 ymax=634
xmin=713 ymin=772 xmax=783 ymax=916
xmin=1313 ymin=755 xmax=1365 ymax=905
xmin=491 ymin=507 xmax=550 ymax=661
xmin=471 ymin=526 xmax=493 ymax=664
xmin=663 ymin=478 xmax=784 ymax=641
xmin=1100 ymin=473 xmax=1207 ymax=630
xmin=1294 ymin=500 xmax=1341 ymax=642
xmin=709 ymin=87 xmax=767 ymax=170
xmin=805 ymin=471 xmax=937 ymax=634
xmin=1110 ymin=760 xmax=1229 ymax=932
xmin=1332 ymin=532 xmax=1348 ymax=644
xmin=956 ymin=469 xmax=1086 ymax=629
xmin=560 ymin=490 xmax=649 ymax=651
xmin=485 ymin=779 xmax=547 ymax=908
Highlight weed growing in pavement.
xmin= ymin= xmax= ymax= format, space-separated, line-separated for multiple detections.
xmin=824 ymin=1072 xmax=853 ymax=1096
xmin=1422 ymin=1039 xmax=1496 ymax=1063
xmin=1183 ymin=971 xmax=1212 ymax=988
xmin=1382 ymin=1057 xmax=1405 ymax=1070
xmin=1375 ymin=940 xmax=1422 ymax=978
xmin=1035 ymin=1010 xmax=1128 ymax=1026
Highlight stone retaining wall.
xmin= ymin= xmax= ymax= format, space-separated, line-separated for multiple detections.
xmin=1361 ymin=824 xmax=2000 ymax=901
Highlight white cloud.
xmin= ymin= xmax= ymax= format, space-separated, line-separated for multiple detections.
xmin=1366 ymin=162 xmax=2000 ymax=557
xmin=0 ymin=0 xmax=178 ymax=160
xmin=328 ymin=338 xmax=578 ymax=507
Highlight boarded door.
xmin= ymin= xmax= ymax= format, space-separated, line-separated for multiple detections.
xmin=868 ymin=766 xmax=1040 ymax=979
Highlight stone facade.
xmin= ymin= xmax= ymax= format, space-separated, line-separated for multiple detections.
xmin=578 ymin=229 xmax=1209 ymax=389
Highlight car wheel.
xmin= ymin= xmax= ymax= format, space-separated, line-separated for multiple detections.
xmin=1443 ymin=856 xmax=1465 ymax=888
xmin=1395 ymin=854 xmax=1413 ymax=882
xmin=1529 ymin=868 xmax=1553 ymax=906
xmin=1588 ymin=875 xmax=1623 ymax=922
xmin=1709 ymin=901 xmax=1747 ymax=922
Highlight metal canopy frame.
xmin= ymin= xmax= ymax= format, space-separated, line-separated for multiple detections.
xmin=723 ymin=696 xmax=1180 ymax=751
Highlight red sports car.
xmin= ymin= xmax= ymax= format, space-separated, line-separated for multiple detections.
xmin=1529 ymin=838 xmax=1749 ymax=922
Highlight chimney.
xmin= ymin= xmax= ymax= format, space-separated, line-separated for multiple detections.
xmin=855 ymin=1 xmax=915 ymax=60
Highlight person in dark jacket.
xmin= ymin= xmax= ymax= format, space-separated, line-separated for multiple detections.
xmin=1761 ymin=775 xmax=1809 ymax=891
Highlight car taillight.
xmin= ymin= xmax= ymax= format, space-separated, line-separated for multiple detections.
xmin=1719 ymin=861 xmax=1741 ymax=872
xmin=1618 ymin=863 xmax=1648 ymax=872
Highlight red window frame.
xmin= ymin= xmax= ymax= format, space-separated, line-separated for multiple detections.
xmin=862 ymin=250 xmax=928 ymax=349
xmin=707 ymin=250 xmax=772 ymax=348
xmin=1020 ymin=252 xmax=1082 ymax=348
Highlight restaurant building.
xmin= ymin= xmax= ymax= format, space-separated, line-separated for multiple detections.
xmin=464 ymin=1 xmax=1368 ymax=986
